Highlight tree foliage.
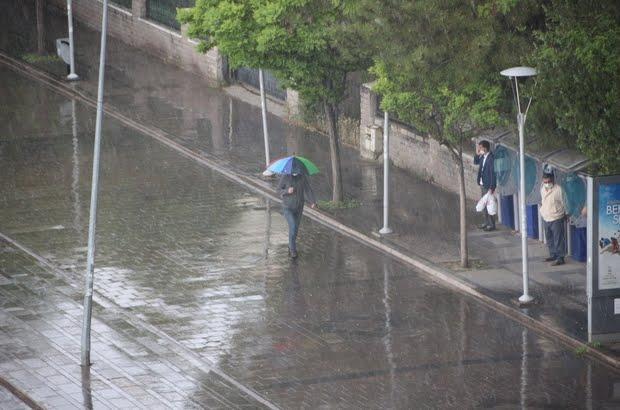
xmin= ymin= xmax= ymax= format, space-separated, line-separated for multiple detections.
xmin=179 ymin=0 xmax=372 ymax=201
xmin=356 ymin=0 xmax=540 ymax=267
xmin=531 ymin=0 xmax=620 ymax=174
xmin=364 ymin=0 xmax=541 ymax=153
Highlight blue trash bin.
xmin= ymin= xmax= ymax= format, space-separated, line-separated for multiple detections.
xmin=571 ymin=225 xmax=587 ymax=262
xmin=526 ymin=204 xmax=538 ymax=239
xmin=500 ymin=195 xmax=515 ymax=229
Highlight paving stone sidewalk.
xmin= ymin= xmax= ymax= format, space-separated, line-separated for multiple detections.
xmin=0 ymin=240 xmax=271 ymax=409
xmin=1 ymin=4 xmax=620 ymax=409
xmin=6 ymin=4 xmax=610 ymax=354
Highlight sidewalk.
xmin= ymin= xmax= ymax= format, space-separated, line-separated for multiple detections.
xmin=0 ymin=232 xmax=277 ymax=409
xmin=4 ymin=1 xmax=615 ymax=362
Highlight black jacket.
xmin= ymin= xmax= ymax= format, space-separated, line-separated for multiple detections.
xmin=278 ymin=174 xmax=316 ymax=210
xmin=474 ymin=152 xmax=496 ymax=190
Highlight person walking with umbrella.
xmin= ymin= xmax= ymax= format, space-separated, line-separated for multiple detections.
xmin=267 ymin=156 xmax=319 ymax=258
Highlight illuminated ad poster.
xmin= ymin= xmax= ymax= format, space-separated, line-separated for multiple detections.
xmin=598 ymin=182 xmax=620 ymax=290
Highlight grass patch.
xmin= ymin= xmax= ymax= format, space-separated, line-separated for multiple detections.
xmin=587 ymin=341 xmax=602 ymax=349
xmin=317 ymin=199 xmax=362 ymax=210
xmin=574 ymin=346 xmax=587 ymax=356
xmin=22 ymin=53 xmax=62 ymax=64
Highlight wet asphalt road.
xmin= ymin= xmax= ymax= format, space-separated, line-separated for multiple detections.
xmin=1 ymin=55 xmax=620 ymax=409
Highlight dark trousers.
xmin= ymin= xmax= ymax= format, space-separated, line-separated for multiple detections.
xmin=544 ymin=218 xmax=566 ymax=260
xmin=480 ymin=186 xmax=495 ymax=228
xmin=283 ymin=206 xmax=304 ymax=252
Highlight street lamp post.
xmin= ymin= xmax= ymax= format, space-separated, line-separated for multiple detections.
xmin=379 ymin=110 xmax=392 ymax=235
xmin=259 ymin=69 xmax=272 ymax=177
xmin=81 ymin=0 xmax=109 ymax=366
xmin=66 ymin=0 xmax=79 ymax=80
xmin=500 ymin=66 xmax=537 ymax=305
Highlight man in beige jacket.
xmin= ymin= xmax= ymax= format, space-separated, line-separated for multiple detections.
xmin=540 ymin=171 xmax=566 ymax=266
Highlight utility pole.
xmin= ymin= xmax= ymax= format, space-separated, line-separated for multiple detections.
xmin=259 ymin=69 xmax=271 ymax=171
xmin=379 ymin=111 xmax=392 ymax=235
xmin=81 ymin=0 xmax=109 ymax=366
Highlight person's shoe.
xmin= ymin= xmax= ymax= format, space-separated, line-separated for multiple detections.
xmin=478 ymin=223 xmax=488 ymax=230
xmin=551 ymin=258 xmax=565 ymax=266
xmin=544 ymin=256 xmax=556 ymax=262
xmin=290 ymin=250 xmax=298 ymax=259
xmin=483 ymin=226 xmax=496 ymax=232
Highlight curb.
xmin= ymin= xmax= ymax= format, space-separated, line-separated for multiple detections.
xmin=1 ymin=51 xmax=618 ymax=372
xmin=0 ymin=376 xmax=44 ymax=410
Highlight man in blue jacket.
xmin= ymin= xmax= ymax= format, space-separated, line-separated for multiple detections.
xmin=474 ymin=140 xmax=496 ymax=231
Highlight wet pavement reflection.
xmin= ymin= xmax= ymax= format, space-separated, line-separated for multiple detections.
xmin=1 ymin=59 xmax=620 ymax=408
xmin=0 ymin=0 xmax=472 ymax=265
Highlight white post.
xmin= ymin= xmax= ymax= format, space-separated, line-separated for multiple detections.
xmin=513 ymin=193 xmax=520 ymax=231
xmin=379 ymin=111 xmax=392 ymax=235
xmin=566 ymin=219 xmax=572 ymax=256
xmin=537 ymin=205 xmax=544 ymax=241
xmin=517 ymin=113 xmax=533 ymax=304
xmin=66 ymin=0 xmax=79 ymax=80
xmin=259 ymin=69 xmax=270 ymax=167
xmin=81 ymin=0 xmax=108 ymax=366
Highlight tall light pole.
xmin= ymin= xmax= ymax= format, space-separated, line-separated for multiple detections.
xmin=500 ymin=66 xmax=537 ymax=305
xmin=379 ymin=111 xmax=392 ymax=235
xmin=259 ymin=69 xmax=273 ymax=177
xmin=66 ymin=0 xmax=79 ymax=80
xmin=81 ymin=0 xmax=109 ymax=366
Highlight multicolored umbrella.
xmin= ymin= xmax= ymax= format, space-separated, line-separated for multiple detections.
xmin=265 ymin=156 xmax=320 ymax=176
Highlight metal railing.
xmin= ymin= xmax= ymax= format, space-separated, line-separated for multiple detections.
xmin=234 ymin=67 xmax=287 ymax=101
xmin=147 ymin=0 xmax=194 ymax=30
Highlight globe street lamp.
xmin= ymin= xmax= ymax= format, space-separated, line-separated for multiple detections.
xmin=66 ymin=0 xmax=79 ymax=80
xmin=500 ymin=66 xmax=537 ymax=305
xmin=379 ymin=110 xmax=392 ymax=235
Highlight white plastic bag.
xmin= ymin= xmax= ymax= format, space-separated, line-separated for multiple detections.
xmin=476 ymin=193 xmax=488 ymax=212
xmin=486 ymin=193 xmax=497 ymax=216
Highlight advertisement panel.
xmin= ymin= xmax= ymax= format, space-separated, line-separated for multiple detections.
xmin=588 ymin=175 xmax=620 ymax=342
xmin=597 ymin=183 xmax=620 ymax=290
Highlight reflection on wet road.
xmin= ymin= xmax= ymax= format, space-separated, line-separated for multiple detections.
xmin=0 ymin=30 xmax=619 ymax=410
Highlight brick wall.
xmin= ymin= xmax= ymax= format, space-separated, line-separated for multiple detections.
xmin=48 ymin=0 xmax=226 ymax=85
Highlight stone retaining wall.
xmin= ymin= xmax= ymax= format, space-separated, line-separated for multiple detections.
xmin=360 ymin=83 xmax=483 ymax=200
xmin=48 ymin=0 xmax=227 ymax=85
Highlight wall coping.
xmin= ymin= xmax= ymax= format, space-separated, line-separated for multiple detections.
xmin=137 ymin=17 xmax=183 ymax=38
xmin=96 ymin=0 xmax=132 ymax=17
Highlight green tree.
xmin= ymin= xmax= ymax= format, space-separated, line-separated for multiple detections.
xmin=362 ymin=0 xmax=538 ymax=267
xmin=179 ymin=0 xmax=372 ymax=201
xmin=531 ymin=0 xmax=620 ymax=174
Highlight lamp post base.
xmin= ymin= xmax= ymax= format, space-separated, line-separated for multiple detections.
xmin=379 ymin=227 xmax=393 ymax=235
xmin=518 ymin=294 xmax=534 ymax=305
xmin=67 ymin=73 xmax=79 ymax=81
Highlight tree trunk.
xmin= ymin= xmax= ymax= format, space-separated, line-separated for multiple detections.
xmin=324 ymin=101 xmax=343 ymax=202
xmin=457 ymin=149 xmax=469 ymax=268
xmin=36 ymin=0 xmax=45 ymax=54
